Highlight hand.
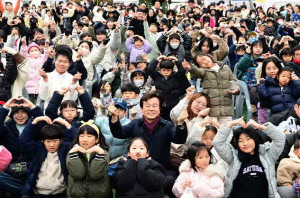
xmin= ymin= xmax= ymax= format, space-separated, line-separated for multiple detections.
xmin=112 ymin=66 xmax=118 ymax=73
xmin=198 ymin=108 xmax=210 ymax=118
xmin=182 ymin=59 xmax=191 ymax=70
xmin=72 ymin=72 xmax=82 ymax=84
xmin=245 ymin=119 xmax=267 ymax=130
xmin=211 ymin=118 xmax=221 ymax=128
xmin=182 ymin=180 xmax=192 ymax=190
xmin=229 ymin=88 xmax=239 ymax=94
xmin=120 ymin=52 xmax=126 ymax=61
xmin=86 ymin=145 xmax=105 ymax=154
xmin=186 ymin=85 xmax=195 ymax=100
xmin=178 ymin=108 xmax=188 ymax=123
xmin=167 ymin=56 xmax=178 ymax=61
xmin=59 ymin=87 xmax=68 ymax=95
xmin=130 ymin=107 xmax=138 ymax=120
xmin=32 ymin=116 xmax=53 ymax=124
xmin=53 ymin=117 xmax=71 ymax=129
xmin=102 ymin=38 xmax=110 ymax=45
xmin=48 ymin=45 xmax=55 ymax=58
xmin=3 ymin=98 xmax=18 ymax=108
xmin=76 ymin=48 xmax=83 ymax=58
xmin=69 ymin=145 xmax=87 ymax=153
xmin=18 ymin=97 xmax=35 ymax=109
xmin=39 ymin=69 xmax=48 ymax=82
xmin=157 ymin=55 xmax=167 ymax=61
xmin=199 ymin=116 xmax=211 ymax=127
xmin=76 ymin=86 xmax=85 ymax=95
xmin=108 ymin=101 xmax=118 ymax=116
xmin=292 ymin=73 xmax=300 ymax=80
xmin=227 ymin=117 xmax=246 ymax=128
xmin=142 ymin=53 xmax=148 ymax=62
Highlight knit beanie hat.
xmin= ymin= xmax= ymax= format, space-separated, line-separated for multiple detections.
xmin=27 ymin=42 xmax=41 ymax=53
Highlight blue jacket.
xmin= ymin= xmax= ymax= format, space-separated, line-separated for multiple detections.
xmin=95 ymin=116 xmax=131 ymax=159
xmin=109 ymin=117 xmax=187 ymax=168
xmin=20 ymin=122 xmax=78 ymax=195
xmin=45 ymin=91 xmax=95 ymax=129
xmin=0 ymin=106 xmax=43 ymax=180
xmin=258 ymin=76 xmax=300 ymax=114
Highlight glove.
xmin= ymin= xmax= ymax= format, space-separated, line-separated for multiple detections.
xmin=102 ymin=38 xmax=110 ymax=45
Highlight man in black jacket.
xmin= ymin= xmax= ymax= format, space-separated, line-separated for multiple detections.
xmin=129 ymin=9 xmax=146 ymax=38
xmin=109 ymin=92 xmax=188 ymax=198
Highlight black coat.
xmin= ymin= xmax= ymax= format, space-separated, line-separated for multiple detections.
xmin=0 ymin=54 xmax=17 ymax=102
xmin=111 ymin=158 xmax=165 ymax=198
xmin=129 ymin=18 xmax=145 ymax=38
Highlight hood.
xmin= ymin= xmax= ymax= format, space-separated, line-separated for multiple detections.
xmin=9 ymin=106 xmax=31 ymax=118
xmin=179 ymin=159 xmax=225 ymax=179
xmin=126 ymin=98 xmax=140 ymax=108
xmin=288 ymin=145 xmax=300 ymax=163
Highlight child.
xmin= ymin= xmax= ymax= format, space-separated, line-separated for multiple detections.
xmin=20 ymin=41 xmax=49 ymax=103
xmin=0 ymin=146 xmax=12 ymax=173
xmin=121 ymin=83 xmax=142 ymax=120
xmin=125 ymin=35 xmax=152 ymax=63
xmin=20 ymin=115 xmax=78 ymax=197
xmin=172 ymin=141 xmax=224 ymax=198
xmin=45 ymin=86 xmax=95 ymax=129
xmin=111 ymin=137 xmax=165 ymax=198
xmin=147 ymin=55 xmax=190 ymax=121
xmin=182 ymin=53 xmax=238 ymax=124
xmin=130 ymin=69 xmax=150 ymax=96
xmin=67 ymin=121 xmax=112 ymax=198
xmin=258 ymin=67 xmax=300 ymax=115
xmin=214 ymin=118 xmax=285 ymax=198
xmin=277 ymin=139 xmax=300 ymax=198
xmin=279 ymin=48 xmax=293 ymax=65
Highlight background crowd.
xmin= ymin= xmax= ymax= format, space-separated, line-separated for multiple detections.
xmin=1 ymin=0 xmax=300 ymax=198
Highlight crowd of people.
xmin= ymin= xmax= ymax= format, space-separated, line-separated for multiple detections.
xmin=1 ymin=0 xmax=300 ymax=197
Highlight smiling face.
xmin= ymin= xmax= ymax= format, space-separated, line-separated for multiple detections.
xmin=128 ymin=139 xmax=149 ymax=161
xmin=265 ymin=62 xmax=279 ymax=78
xmin=201 ymin=130 xmax=216 ymax=149
xmin=238 ymin=133 xmax=256 ymax=155
xmin=55 ymin=55 xmax=71 ymax=74
xmin=13 ymin=109 xmax=29 ymax=125
xmin=195 ymin=149 xmax=210 ymax=170
xmin=278 ymin=71 xmax=291 ymax=87
xmin=62 ymin=107 xmax=77 ymax=122
xmin=142 ymin=97 xmax=160 ymax=122
xmin=79 ymin=131 xmax=98 ymax=150
xmin=191 ymin=96 xmax=208 ymax=116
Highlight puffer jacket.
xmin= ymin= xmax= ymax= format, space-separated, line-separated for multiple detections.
xmin=95 ymin=116 xmax=131 ymax=159
xmin=66 ymin=151 xmax=112 ymax=198
xmin=111 ymin=158 xmax=165 ymax=198
xmin=258 ymin=76 xmax=300 ymax=114
xmin=0 ymin=53 xmax=17 ymax=101
xmin=172 ymin=160 xmax=224 ymax=198
xmin=125 ymin=37 xmax=152 ymax=63
xmin=189 ymin=62 xmax=237 ymax=117
xmin=214 ymin=123 xmax=285 ymax=198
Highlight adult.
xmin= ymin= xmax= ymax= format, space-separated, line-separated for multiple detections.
xmin=129 ymin=9 xmax=146 ymax=38
xmin=108 ymin=92 xmax=188 ymax=197
xmin=287 ymin=45 xmax=300 ymax=78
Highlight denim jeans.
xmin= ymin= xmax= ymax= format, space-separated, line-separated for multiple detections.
xmin=0 ymin=172 xmax=24 ymax=197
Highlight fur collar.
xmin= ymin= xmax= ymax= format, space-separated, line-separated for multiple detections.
xmin=179 ymin=159 xmax=225 ymax=179
xmin=289 ymin=146 xmax=300 ymax=163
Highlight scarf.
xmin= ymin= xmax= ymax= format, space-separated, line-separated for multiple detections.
xmin=143 ymin=116 xmax=160 ymax=135
xmin=294 ymin=59 xmax=300 ymax=65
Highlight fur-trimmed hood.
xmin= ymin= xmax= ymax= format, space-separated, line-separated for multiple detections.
xmin=179 ymin=159 xmax=225 ymax=179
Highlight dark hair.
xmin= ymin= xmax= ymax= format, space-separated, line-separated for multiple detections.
xmin=187 ymin=92 xmax=210 ymax=120
xmin=0 ymin=61 xmax=4 ymax=72
xmin=279 ymin=48 xmax=293 ymax=60
xmin=130 ymin=70 xmax=148 ymax=83
xmin=41 ymin=124 xmax=64 ymax=141
xmin=140 ymin=91 xmax=163 ymax=109
xmin=204 ymin=125 xmax=218 ymax=135
xmin=159 ymin=59 xmax=174 ymax=70
xmin=60 ymin=100 xmax=78 ymax=111
xmin=127 ymin=137 xmax=149 ymax=152
xmin=293 ymin=45 xmax=300 ymax=54
xmin=72 ymin=125 xmax=108 ymax=149
xmin=276 ymin=67 xmax=293 ymax=79
xmin=198 ymin=37 xmax=213 ymax=54
xmin=121 ymin=83 xmax=140 ymax=94
xmin=80 ymin=32 xmax=93 ymax=41
xmin=250 ymin=40 xmax=263 ymax=55
xmin=55 ymin=44 xmax=72 ymax=63
xmin=33 ymin=28 xmax=44 ymax=35
xmin=96 ymin=28 xmax=107 ymax=35
xmin=187 ymin=141 xmax=214 ymax=171
xmin=78 ymin=40 xmax=93 ymax=51
xmin=193 ymin=53 xmax=216 ymax=67
xmin=261 ymin=57 xmax=283 ymax=78
xmin=294 ymin=139 xmax=300 ymax=150
xmin=133 ymin=37 xmax=143 ymax=43
xmin=93 ymin=80 xmax=110 ymax=98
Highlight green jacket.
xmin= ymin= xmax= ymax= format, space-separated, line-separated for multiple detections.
xmin=189 ymin=62 xmax=237 ymax=117
xmin=236 ymin=53 xmax=255 ymax=79
xmin=67 ymin=151 xmax=112 ymax=198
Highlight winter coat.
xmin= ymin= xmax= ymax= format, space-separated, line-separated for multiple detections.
xmin=0 ymin=106 xmax=43 ymax=180
xmin=143 ymin=21 xmax=162 ymax=60
xmin=236 ymin=53 xmax=258 ymax=80
xmin=129 ymin=18 xmax=145 ymax=38
xmin=188 ymin=63 xmax=237 ymax=117
xmin=0 ymin=146 xmax=12 ymax=173
xmin=45 ymin=91 xmax=95 ymax=129
xmin=95 ymin=116 xmax=131 ymax=159
xmin=172 ymin=160 xmax=224 ymax=198
xmin=111 ymin=158 xmax=165 ymax=198
xmin=157 ymin=31 xmax=192 ymax=62
xmin=20 ymin=122 xmax=77 ymax=195
xmin=20 ymin=46 xmax=49 ymax=94
xmin=214 ymin=123 xmax=285 ymax=198
xmin=66 ymin=151 xmax=112 ymax=198
xmin=228 ymin=44 xmax=245 ymax=70
xmin=277 ymin=145 xmax=300 ymax=186
xmin=258 ymin=76 xmax=300 ymax=114
xmin=278 ymin=116 xmax=300 ymax=134
xmin=191 ymin=37 xmax=229 ymax=62
xmin=287 ymin=62 xmax=300 ymax=78
xmin=147 ymin=59 xmax=190 ymax=109
xmin=0 ymin=53 xmax=18 ymax=101
xmin=242 ymin=65 xmax=258 ymax=89
xmin=109 ymin=117 xmax=188 ymax=168
xmin=125 ymin=37 xmax=152 ymax=63
xmin=279 ymin=131 xmax=300 ymax=163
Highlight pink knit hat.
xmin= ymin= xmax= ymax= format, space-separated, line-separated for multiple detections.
xmin=27 ymin=42 xmax=41 ymax=53
xmin=0 ymin=146 xmax=12 ymax=173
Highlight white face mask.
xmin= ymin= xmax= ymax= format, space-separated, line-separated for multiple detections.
xmin=63 ymin=14 xmax=69 ymax=18
xmin=251 ymin=14 xmax=256 ymax=19
xmin=80 ymin=47 xmax=90 ymax=56
xmin=133 ymin=80 xmax=144 ymax=87
xmin=278 ymin=21 xmax=283 ymax=25
xmin=170 ymin=44 xmax=179 ymax=49
xmin=29 ymin=50 xmax=40 ymax=58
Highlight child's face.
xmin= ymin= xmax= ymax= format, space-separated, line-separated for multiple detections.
xmin=294 ymin=148 xmax=300 ymax=158
xmin=198 ymin=56 xmax=214 ymax=68
xmin=252 ymin=44 xmax=263 ymax=56
xmin=13 ymin=109 xmax=29 ymax=125
xmin=62 ymin=107 xmax=77 ymax=122
xmin=160 ymin=68 xmax=173 ymax=78
xmin=201 ymin=41 xmax=210 ymax=54
xmin=282 ymin=54 xmax=293 ymax=63
xmin=79 ymin=132 xmax=98 ymax=150
xmin=122 ymin=91 xmax=138 ymax=100
xmin=128 ymin=139 xmax=149 ymax=161
xmin=238 ymin=134 xmax=255 ymax=155
xmin=134 ymin=40 xmax=143 ymax=48
xmin=44 ymin=139 xmax=61 ymax=153
xmin=133 ymin=75 xmax=145 ymax=81
xmin=137 ymin=62 xmax=147 ymax=71
xmin=278 ymin=71 xmax=291 ymax=87
xmin=195 ymin=149 xmax=210 ymax=170
xmin=265 ymin=62 xmax=279 ymax=78
xmin=170 ymin=39 xmax=180 ymax=45
xmin=129 ymin=64 xmax=137 ymax=72
xmin=29 ymin=47 xmax=41 ymax=59
xmin=201 ymin=130 xmax=216 ymax=149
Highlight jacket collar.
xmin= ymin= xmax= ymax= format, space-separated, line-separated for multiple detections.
xmin=137 ymin=117 xmax=166 ymax=126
